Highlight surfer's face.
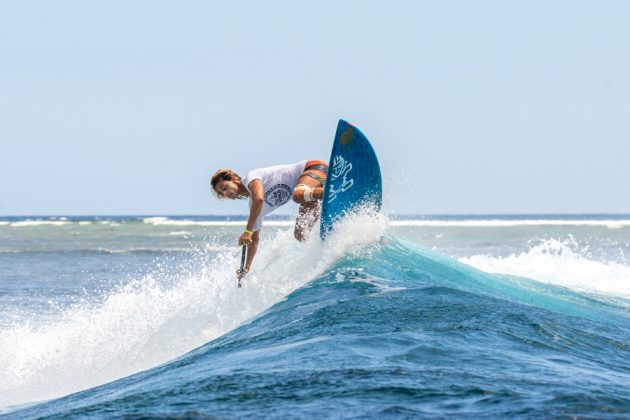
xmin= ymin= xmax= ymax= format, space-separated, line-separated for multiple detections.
xmin=215 ymin=180 xmax=239 ymax=200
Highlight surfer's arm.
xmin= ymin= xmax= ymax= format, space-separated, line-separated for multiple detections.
xmin=244 ymin=230 xmax=259 ymax=272
xmin=239 ymin=179 xmax=264 ymax=246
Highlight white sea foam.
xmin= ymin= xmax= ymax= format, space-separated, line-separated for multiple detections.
xmin=0 ymin=210 xmax=385 ymax=409
xmin=143 ymin=216 xmax=168 ymax=223
xmin=169 ymin=231 xmax=193 ymax=236
xmin=460 ymin=238 xmax=630 ymax=300
xmin=10 ymin=221 xmax=70 ymax=227
xmin=96 ymin=221 xmax=122 ymax=226
xmin=93 ymin=247 xmax=195 ymax=254
xmin=143 ymin=217 xmax=294 ymax=227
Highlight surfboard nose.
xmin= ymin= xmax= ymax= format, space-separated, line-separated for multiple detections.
xmin=321 ymin=120 xmax=382 ymax=240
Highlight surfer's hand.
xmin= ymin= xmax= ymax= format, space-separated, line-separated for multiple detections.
xmin=238 ymin=231 xmax=253 ymax=246
xmin=236 ymin=268 xmax=249 ymax=279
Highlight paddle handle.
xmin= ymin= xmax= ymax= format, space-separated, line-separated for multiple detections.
xmin=237 ymin=245 xmax=247 ymax=288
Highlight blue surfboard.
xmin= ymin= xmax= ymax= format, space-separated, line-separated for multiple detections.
xmin=320 ymin=120 xmax=382 ymax=239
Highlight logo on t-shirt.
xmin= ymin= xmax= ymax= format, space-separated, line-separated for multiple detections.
xmin=265 ymin=184 xmax=292 ymax=207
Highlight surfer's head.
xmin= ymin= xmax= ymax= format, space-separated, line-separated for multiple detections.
xmin=211 ymin=169 xmax=243 ymax=200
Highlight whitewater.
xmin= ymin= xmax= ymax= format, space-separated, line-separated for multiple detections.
xmin=1 ymin=214 xmax=629 ymax=418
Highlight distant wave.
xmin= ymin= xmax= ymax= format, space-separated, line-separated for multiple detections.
xmin=0 ymin=220 xmax=121 ymax=228
xmin=0 ymin=248 xmax=214 ymax=255
xmin=142 ymin=217 xmax=294 ymax=227
xmin=7 ymin=221 xmax=71 ymax=227
xmin=390 ymin=219 xmax=630 ymax=228
xmin=460 ymin=238 xmax=630 ymax=300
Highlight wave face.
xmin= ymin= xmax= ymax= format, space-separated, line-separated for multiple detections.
xmin=4 ymin=215 xmax=630 ymax=418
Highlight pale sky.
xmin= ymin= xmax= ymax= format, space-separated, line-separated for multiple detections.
xmin=1 ymin=1 xmax=629 ymax=215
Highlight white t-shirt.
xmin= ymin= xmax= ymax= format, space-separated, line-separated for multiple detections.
xmin=242 ymin=160 xmax=308 ymax=231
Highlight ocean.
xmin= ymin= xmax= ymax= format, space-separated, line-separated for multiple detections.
xmin=1 ymin=213 xmax=629 ymax=418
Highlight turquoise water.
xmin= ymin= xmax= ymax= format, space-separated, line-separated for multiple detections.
xmin=1 ymin=215 xmax=629 ymax=418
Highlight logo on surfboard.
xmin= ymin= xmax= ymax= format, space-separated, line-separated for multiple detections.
xmin=327 ymin=155 xmax=354 ymax=203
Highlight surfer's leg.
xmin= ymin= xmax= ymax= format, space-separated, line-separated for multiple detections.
xmin=294 ymin=201 xmax=321 ymax=241
xmin=293 ymin=160 xmax=328 ymax=240
xmin=293 ymin=177 xmax=323 ymax=204
xmin=293 ymin=160 xmax=328 ymax=204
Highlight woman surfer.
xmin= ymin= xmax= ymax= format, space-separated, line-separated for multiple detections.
xmin=211 ymin=160 xmax=328 ymax=277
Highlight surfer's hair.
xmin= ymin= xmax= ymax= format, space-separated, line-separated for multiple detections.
xmin=210 ymin=168 xmax=241 ymax=199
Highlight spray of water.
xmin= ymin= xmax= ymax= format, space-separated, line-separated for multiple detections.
xmin=0 ymin=211 xmax=386 ymax=409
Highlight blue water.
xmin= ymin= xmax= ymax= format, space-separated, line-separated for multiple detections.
xmin=1 ymin=215 xmax=630 ymax=418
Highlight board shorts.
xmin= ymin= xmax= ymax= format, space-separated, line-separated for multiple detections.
xmin=301 ymin=160 xmax=328 ymax=186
